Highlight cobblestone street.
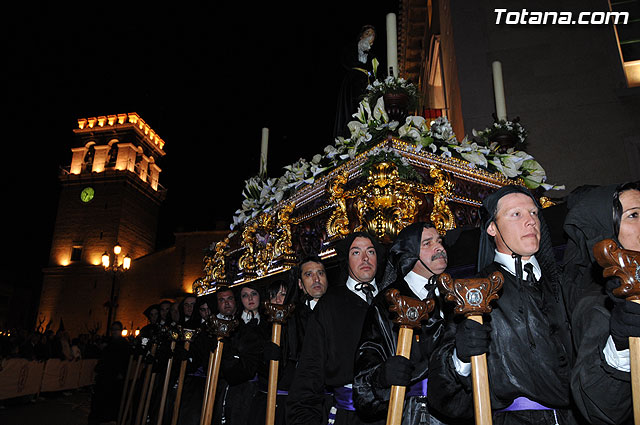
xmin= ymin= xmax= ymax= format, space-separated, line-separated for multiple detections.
xmin=0 ymin=388 xmax=92 ymax=425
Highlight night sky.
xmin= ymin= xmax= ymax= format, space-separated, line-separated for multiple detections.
xmin=5 ymin=2 xmax=396 ymax=285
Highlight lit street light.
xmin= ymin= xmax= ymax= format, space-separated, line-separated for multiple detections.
xmin=102 ymin=242 xmax=131 ymax=335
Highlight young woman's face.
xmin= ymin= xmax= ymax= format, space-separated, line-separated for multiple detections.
xmin=241 ymin=287 xmax=260 ymax=312
xmin=618 ymin=189 xmax=640 ymax=251
xmin=270 ymin=285 xmax=287 ymax=305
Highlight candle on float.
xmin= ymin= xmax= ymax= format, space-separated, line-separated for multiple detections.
xmin=386 ymin=13 xmax=398 ymax=78
xmin=260 ymin=127 xmax=269 ymax=175
xmin=492 ymin=61 xmax=507 ymax=121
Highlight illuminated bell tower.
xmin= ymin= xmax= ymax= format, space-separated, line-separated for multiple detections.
xmin=39 ymin=113 xmax=167 ymax=336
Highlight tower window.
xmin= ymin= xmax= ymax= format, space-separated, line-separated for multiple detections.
xmin=71 ymin=246 xmax=83 ymax=262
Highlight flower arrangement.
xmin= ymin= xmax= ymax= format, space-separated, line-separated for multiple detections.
xmin=472 ymin=116 xmax=528 ymax=146
xmin=231 ymin=79 xmax=563 ymax=229
xmin=361 ymin=145 xmax=422 ymax=182
xmin=363 ymin=75 xmax=419 ymax=111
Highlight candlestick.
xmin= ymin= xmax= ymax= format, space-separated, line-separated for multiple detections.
xmin=492 ymin=61 xmax=507 ymax=121
xmin=260 ymin=127 xmax=269 ymax=175
xmin=386 ymin=13 xmax=398 ymax=78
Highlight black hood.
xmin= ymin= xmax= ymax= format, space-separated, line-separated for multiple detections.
xmin=561 ymin=184 xmax=617 ymax=292
xmin=379 ymin=222 xmax=439 ymax=289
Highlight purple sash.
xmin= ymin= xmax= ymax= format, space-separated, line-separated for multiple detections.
xmin=497 ymin=396 xmax=553 ymax=412
xmin=406 ymin=378 xmax=428 ymax=397
xmin=333 ymin=386 xmax=356 ymax=411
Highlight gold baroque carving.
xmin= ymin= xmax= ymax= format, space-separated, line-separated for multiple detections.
xmin=238 ymin=203 xmax=296 ymax=277
xmin=353 ymin=162 xmax=425 ymax=243
xmin=425 ymin=166 xmax=456 ymax=235
xmin=326 ymin=171 xmax=351 ymax=240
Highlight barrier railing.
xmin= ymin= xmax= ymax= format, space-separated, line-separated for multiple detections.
xmin=0 ymin=358 xmax=98 ymax=400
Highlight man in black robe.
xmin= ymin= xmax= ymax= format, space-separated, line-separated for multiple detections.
xmin=353 ymin=221 xmax=452 ymax=425
xmin=287 ymin=255 xmax=330 ymax=364
xmin=287 ymin=232 xmax=385 ymax=425
xmin=428 ymin=184 xmax=576 ymax=425
xmin=563 ymin=182 xmax=640 ymax=425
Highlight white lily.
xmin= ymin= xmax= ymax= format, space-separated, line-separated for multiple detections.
xmin=372 ymin=97 xmax=389 ymax=123
xmin=460 ymin=151 xmax=488 ymax=168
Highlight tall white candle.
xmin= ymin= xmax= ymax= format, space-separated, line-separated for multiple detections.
xmin=492 ymin=61 xmax=507 ymax=121
xmin=260 ymin=127 xmax=269 ymax=174
xmin=386 ymin=13 xmax=398 ymax=78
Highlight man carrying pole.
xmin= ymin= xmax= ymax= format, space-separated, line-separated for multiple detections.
xmin=428 ymin=184 xmax=577 ymax=425
xmin=353 ymin=222 xmax=451 ymax=425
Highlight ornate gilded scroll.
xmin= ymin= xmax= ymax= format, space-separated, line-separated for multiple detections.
xmin=437 ymin=272 xmax=504 ymax=425
xmin=238 ymin=203 xmax=297 ymax=277
xmin=326 ymin=171 xmax=351 ymax=240
xmin=593 ymin=238 xmax=640 ymax=424
xmin=354 ymin=162 xmax=425 ymax=243
xmin=384 ymin=289 xmax=435 ymax=425
xmin=425 ymin=166 xmax=456 ymax=235
xmin=205 ymin=237 xmax=230 ymax=283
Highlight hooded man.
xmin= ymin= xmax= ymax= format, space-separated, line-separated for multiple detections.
xmin=428 ymin=184 xmax=576 ymax=425
xmin=287 ymin=231 xmax=385 ymax=425
xmin=563 ymin=182 xmax=640 ymax=425
xmin=353 ymin=221 xmax=451 ymax=425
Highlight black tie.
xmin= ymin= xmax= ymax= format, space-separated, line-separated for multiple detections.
xmin=355 ymin=282 xmax=374 ymax=304
xmin=523 ymin=263 xmax=537 ymax=285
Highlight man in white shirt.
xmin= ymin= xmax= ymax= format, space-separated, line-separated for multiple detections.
xmin=353 ymin=221 xmax=450 ymax=425
xmin=428 ymin=184 xmax=576 ymax=425
xmin=287 ymin=232 xmax=385 ymax=425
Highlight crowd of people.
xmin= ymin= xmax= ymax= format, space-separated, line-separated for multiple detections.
xmin=15 ymin=181 xmax=640 ymax=425
xmin=0 ymin=325 xmax=104 ymax=362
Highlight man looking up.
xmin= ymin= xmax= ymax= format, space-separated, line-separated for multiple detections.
xmin=287 ymin=232 xmax=385 ymax=425
xmin=428 ymin=184 xmax=576 ymax=425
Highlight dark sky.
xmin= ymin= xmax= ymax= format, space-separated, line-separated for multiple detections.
xmin=5 ymin=2 xmax=397 ymax=284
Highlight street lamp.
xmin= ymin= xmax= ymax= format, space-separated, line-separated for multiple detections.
xmin=102 ymin=242 xmax=131 ymax=335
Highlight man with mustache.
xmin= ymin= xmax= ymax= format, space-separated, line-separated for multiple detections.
xmin=428 ymin=185 xmax=577 ymax=424
xmin=353 ymin=222 xmax=451 ymax=425
xmin=287 ymin=232 xmax=385 ymax=425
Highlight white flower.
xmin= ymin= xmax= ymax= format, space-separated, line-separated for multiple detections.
xmin=460 ymin=151 xmax=488 ymax=168
xmin=372 ymin=97 xmax=389 ymax=123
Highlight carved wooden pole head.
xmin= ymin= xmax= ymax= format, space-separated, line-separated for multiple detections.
xmin=593 ymin=238 xmax=640 ymax=301
xmin=263 ymin=302 xmax=296 ymax=324
xmin=385 ymin=288 xmax=435 ymax=329
xmin=204 ymin=316 xmax=239 ymax=339
xmin=437 ymin=272 xmax=504 ymax=317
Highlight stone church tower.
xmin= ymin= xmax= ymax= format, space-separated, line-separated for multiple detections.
xmin=39 ymin=113 xmax=167 ymax=336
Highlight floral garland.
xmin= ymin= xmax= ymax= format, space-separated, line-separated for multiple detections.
xmin=231 ymin=81 xmax=563 ymax=229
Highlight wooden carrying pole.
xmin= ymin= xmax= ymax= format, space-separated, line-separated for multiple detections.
xmin=438 ymin=272 xmax=504 ymax=425
xmin=199 ymin=317 xmax=238 ymax=425
xmin=117 ymin=353 xmax=134 ymax=425
xmin=171 ymin=329 xmax=196 ymax=425
xmin=120 ymin=353 xmax=144 ymax=425
xmin=593 ymin=239 xmax=640 ymax=425
xmin=135 ymin=343 xmax=158 ymax=425
xmin=155 ymin=339 xmax=177 ymax=425
xmin=468 ymin=315 xmax=492 ymax=425
xmin=384 ymin=289 xmax=434 ymax=425
xmin=263 ymin=302 xmax=295 ymax=425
